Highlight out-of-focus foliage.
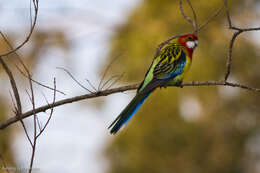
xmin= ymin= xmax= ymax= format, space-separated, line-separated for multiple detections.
xmin=0 ymin=30 xmax=69 ymax=169
xmin=104 ymin=0 xmax=260 ymax=173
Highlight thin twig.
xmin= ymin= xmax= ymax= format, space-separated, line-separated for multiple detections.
xmin=36 ymin=78 xmax=56 ymax=138
xmin=9 ymin=90 xmax=17 ymax=114
xmin=57 ymin=67 xmax=93 ymax=93
xmin=36 ymin=115 xmax=42 ymax=132
xmin=197 ymin=6 xmax=224 ymax=31
xmin=107 ymin=73 xmax=125 ymax=90
xmin=186 ymin=0 xmax=198 ymax=33
xmin=20 ymin=118 xmax=34 ymax=148
xmin=0 ymin=56 xmax=34 ymax=147
xmin=0 ymin=31 xmax=65 ymax=95
xmin=16 ymin=65 xmax=65 ymax=95
xmin=222 ymin=0 xmax=260 ymax=81
xmin=0 ymin=0 xmax=39 ymax=57
xmin=0 ymin=57 xmax=22 ymax=114
xmin=179 ymin=0 xmax=198 ymax=33
xmin=224 ymin=30 xmax=242 ymax=81
xmin=100 ymin=75 xmax=122 ymax=90
xmin=98 ymin=54 xmax=121 ymax=91
xmin=179 ymin=0 xmax=193 ymax=26
xmin=27 ymin=66 xmax=37 ymax=173
xmin=85 ymin=79 xmax=97 ymax=92
xmin=223 ymin=0 xmax=232 ymax=28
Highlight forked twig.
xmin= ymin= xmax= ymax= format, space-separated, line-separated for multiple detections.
xmin=27 ymin=65 xmax=37 ymax=173
xmin=197 ymin=6 xmax=224 ymax=31
xmin=222 ymin=0 xmax=260 ymax=81
xmin=98 ymin=54 xmax=122 ymax=91
xmin=0 ymin=0 xmax=39 ymax=57
xmin=0 ymin=57 xmax=22 ymax=114
xmin=223 ymin=0 xmax=232 ymax=28
xmin=36 ymin=78 xmax=56 ymax=138
xmin=85 ymin=79 xmax=98 ymax=92
xmin=0 ymin=31 xmax=65 ymax=95
xmin=179 ymin=0 xmax=198 ymax=33
xmin=57 ymin=67 xmax=93 ymax=93
xmin=107 ymin=73 xmax=125 ymax=90
xmin=186 ymin=0 xmax=198 ymax=33
xmin=100 ymin=75 xmax=122 ymax=90
xmin=16 ymin=65 xmax=65 ymax=95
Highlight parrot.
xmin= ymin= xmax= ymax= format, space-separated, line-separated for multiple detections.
xmin=108 ymin=33 xmax=198 ymax=134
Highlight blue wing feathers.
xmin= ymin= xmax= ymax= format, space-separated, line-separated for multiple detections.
xmin=123 ymin=92 xmax=151 ymax=126
xmin=109 ymin=91 xmax=152 ymax=134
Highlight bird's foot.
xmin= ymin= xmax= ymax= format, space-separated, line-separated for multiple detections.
xmin=175 ymin=81 xmax=183 ymax=88
xmin=159 ymin=83 xmax=168 ymax=89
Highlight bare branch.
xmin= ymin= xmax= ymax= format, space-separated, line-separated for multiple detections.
xmin=0 ymin=56 xmax=35 ymax=147
xmin=0 ymin=79 xmax=259 ymax=130
xmin=0 ymin=57 xmax=22 ymax=114
xmin=222 ymin=0 xmax=260 ymax=81
xmin=57 ymin=67 xmax=93 ymax=93
xmin=223 ymin=0 xmax=232 ymax=28
xmin=100 ymin=74 xmax=123 ymax=90
xmin=107 ymin=73 xmax=125 ymax=90
xmin=0 ymin=0 xmax=39 ymax=57
xmin=16 ymin=65 xmax=65 ymax=95
xmin=224 ymin=30 xmax=242 ymax=81
xmin=197 ymin=6 xmax=224 ymax=31
xmin=0 ymin=57 xmax=35 ymax=147
xmin=179 ymin=0 xmax=193 ymax=27
xmin=20 ymin=118 xmax=34 ymax=148
xmin=85 ymin=79 xmax=98 ymax=92
xmin=36 ymin=78 xmax=57 ymax=138
xmin=27 ymin=65 xmax=37 ymax=173
xmin=179 ymin=0 xmax=198 ymax=33
xmin=0 ymin=31 xmax=66 ymax=95
xmin=98 ymin=54 xmax=121 ymax=91
xmin=186 ymin=0 xmax=198 ymax=33
xmin=9 ymin=90 xmax=18 ymax=114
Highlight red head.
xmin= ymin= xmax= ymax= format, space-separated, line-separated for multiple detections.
xmin=177 ymin=33 xmax=198 ymax=58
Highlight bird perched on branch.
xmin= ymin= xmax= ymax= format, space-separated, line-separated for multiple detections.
xmin=108 ymin=33 xmax=198 ymax=134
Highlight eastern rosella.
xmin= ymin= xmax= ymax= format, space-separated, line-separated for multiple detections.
xmin=108 ymin=33 xmax=198 ymax=134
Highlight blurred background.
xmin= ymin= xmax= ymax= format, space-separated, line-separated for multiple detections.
xmin=0 ymin=0 xmax=260 ymax=173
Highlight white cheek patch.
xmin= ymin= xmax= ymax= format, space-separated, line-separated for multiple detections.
xmin=186 ymin=41 xmax=196 ymax=49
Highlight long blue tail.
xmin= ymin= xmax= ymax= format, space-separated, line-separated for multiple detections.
xmin=108 ymin=91 xmax=152 ymax=134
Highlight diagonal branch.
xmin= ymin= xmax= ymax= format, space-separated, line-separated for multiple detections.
xmin=197 ymin=5 xmax=224 ymax=31
xmin=0 ymin=0 xmax=39 ymax=57
xmin=0 ymin=31 xmax=65 ymax=96
xmin=222 ymin=0 xmax=260 ymax=81
xmin=57 ymin=67 xmax=93 ymax=93
xmin=223 ymin=0 xmax=232 ymax=28
xmin=36 ymin=78 xmax=57 ymax=138
xmin=179 ymin=0 xmax=198 ymax=33
xmin=0 ymin=57 xmax=22 ymax=114
xmin=0 ymin=80 xmax=259 ymax=130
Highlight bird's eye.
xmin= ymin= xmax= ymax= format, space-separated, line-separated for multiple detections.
xmin=187 ymin=36 xmax=193 ymax=41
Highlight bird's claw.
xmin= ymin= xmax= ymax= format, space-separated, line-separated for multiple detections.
xmin=160 ymin=84 xmax=167 ymax=89
xmin=175 ymin=81 xmax=183 ymax=88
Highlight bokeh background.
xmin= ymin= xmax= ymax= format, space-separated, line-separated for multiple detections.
xmin=0 ymin=0 xmax=260 ymax=173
